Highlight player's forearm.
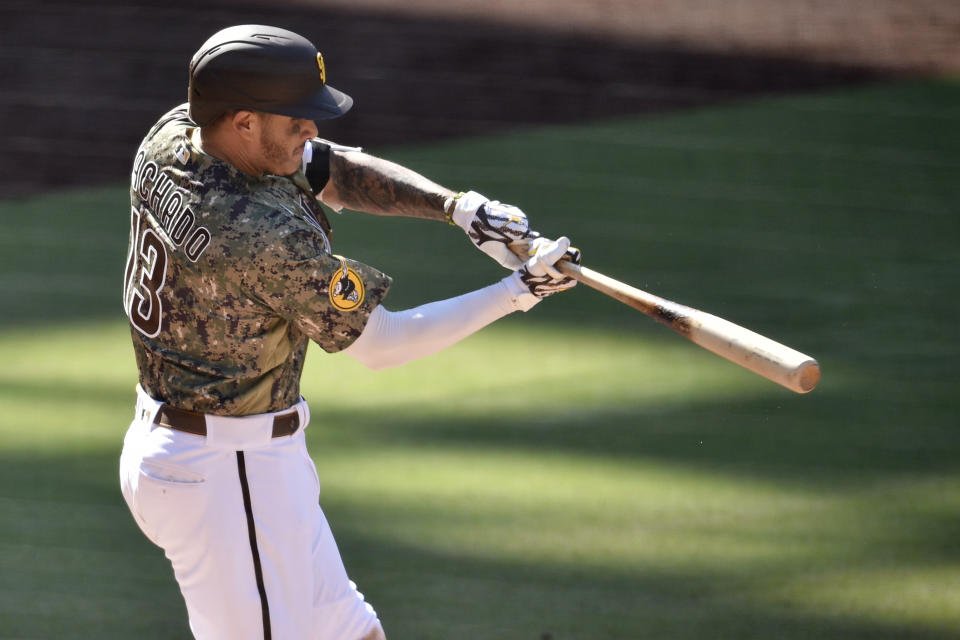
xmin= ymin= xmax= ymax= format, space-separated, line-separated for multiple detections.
xmin=342 ymin=275 xmax=538 ymax=371
xmin=322 ymin=150 xmax=455 ymax=220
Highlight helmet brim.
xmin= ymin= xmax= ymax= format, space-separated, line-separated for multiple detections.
xmin=278 ymin=84 xmax=353 ymax=121
xmin=188 ymin=84 xmax=353 ymax=126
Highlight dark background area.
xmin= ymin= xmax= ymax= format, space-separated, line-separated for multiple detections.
xmin=6 ymin=0 xmax=957 ymax=198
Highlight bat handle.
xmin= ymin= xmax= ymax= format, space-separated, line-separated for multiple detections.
xmin=557 ymin=261 xmax=667 ymax=318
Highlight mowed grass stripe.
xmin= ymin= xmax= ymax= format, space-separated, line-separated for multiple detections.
xmin=0 ymin=78 xmax=958 ymax=638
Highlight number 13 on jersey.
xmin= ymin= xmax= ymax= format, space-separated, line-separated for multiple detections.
xmin=123 ymin=207 xmax=169 ymax=338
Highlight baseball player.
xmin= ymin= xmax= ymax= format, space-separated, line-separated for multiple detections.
xmin=119 ymin=24 xmax=578 ymax=640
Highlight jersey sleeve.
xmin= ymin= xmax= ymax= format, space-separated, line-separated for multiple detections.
xmin=242 ymin=228 xmax=392 ymax=353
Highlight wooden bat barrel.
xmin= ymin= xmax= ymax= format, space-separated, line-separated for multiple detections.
xmin=556 ymin=261 xmax=820 ymax=394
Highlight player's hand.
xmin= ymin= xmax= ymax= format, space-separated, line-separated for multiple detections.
xmin=445 ymin=191 xmax=539 ymax=270
xmin=514 ymin=236 xmax=580 ymax=298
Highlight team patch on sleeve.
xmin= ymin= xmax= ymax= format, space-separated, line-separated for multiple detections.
xmin=328 ymin=256 xmax=365 ymax=311
xmin=278 ymin=250 xmax=390 ymax=353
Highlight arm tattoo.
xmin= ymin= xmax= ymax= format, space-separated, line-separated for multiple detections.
xmin=329 ymin=150 xmax=455 ymax=221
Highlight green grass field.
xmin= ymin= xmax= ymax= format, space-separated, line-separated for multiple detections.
xmin=1 ymin=78 xmax=958 ymax=639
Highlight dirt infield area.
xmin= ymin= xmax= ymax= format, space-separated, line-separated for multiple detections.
xmin=2 ymin=0 xmax=958 ymax=195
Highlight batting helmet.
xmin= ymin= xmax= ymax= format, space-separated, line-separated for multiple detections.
xmin=187 ymin=25 xmax=353 ymax=126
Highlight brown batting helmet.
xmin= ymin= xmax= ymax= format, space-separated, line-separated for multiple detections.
xmin=187 ymin=25 xmax=353 ymax=126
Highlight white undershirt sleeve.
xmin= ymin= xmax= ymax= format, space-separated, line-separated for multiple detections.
xmin=342 ymin=272 xmax=539 ymax=370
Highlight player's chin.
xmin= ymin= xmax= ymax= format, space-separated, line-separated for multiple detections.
xmin=289 ymin=146 xmax=304 ymax=170
xmin=272 ymin=155 xmax=302 ymax=176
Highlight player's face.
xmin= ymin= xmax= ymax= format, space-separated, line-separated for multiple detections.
xmin=256 ymin=113 xmax=319 ymax=176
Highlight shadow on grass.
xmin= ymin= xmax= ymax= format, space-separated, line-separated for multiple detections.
xmin=309 ymin=382 xmax=960 ymax=487
xmin=0 ymin=450 xmax=191 ymax=639
xmin=334 ymin=529 xmax=960 ymax=640
xmin=5 ymin=368 xmax=957 ymax=486
xmin=0 ymin=442 xmax=956 ymax=640
xmin=0 ymin=373 xmax=957 ymax=638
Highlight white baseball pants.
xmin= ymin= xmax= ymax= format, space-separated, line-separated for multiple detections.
xmin=120 ymin=387 xmax=379 ymax=640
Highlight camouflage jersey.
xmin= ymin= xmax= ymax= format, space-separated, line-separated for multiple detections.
xmin=122 ymin=105 xmax=391 ymax=415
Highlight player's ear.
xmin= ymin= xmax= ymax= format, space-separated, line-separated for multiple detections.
xmin=230 ymin=110 xmax=258 ymax=141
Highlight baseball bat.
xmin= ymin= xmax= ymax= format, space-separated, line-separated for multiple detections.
xmin=555 ymin=261 xmax=820 ymax=394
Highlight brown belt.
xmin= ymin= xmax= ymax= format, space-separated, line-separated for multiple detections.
xmin=154 ymin=404 xmax=300 ymax=438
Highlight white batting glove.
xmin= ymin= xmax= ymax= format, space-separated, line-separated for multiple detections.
xmin=445 ymin=190 xmax=539 ymax=270
xmin=513 ymin=236 xmax=580 ymax=299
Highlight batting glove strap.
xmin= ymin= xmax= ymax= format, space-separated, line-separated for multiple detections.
xmin=502 ymin=271 xmax=542 ymax=312
xmin=445 ymin=190 xmax=539 ymax=270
